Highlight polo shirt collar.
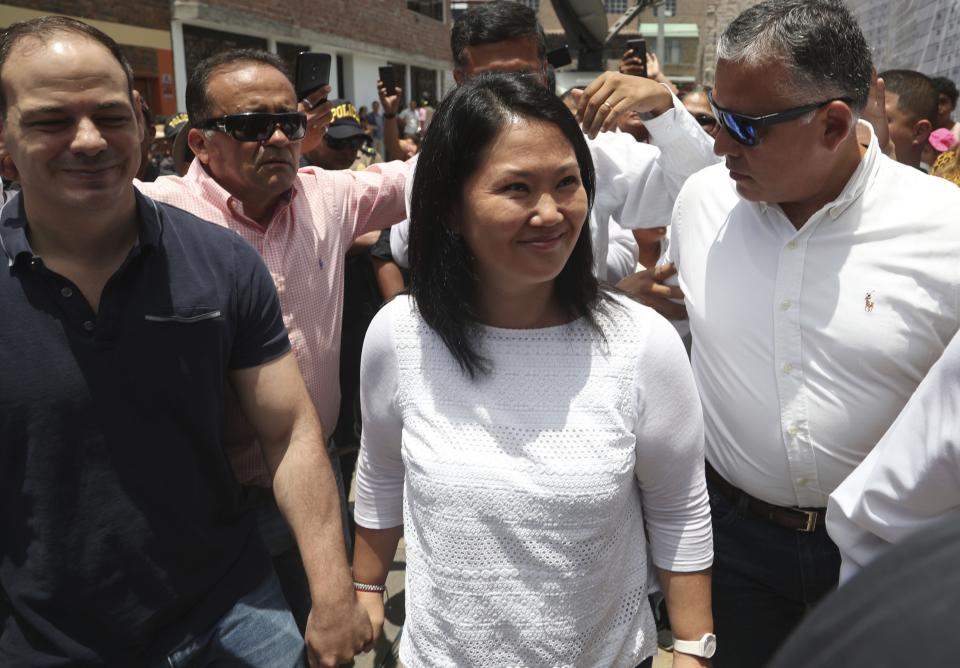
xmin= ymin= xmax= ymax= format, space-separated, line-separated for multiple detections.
xmin=134 ymin=188 xmax=164 ymax=250
xmin=1 ymin=189 xmax=163 ymax=268
xmin=755 ymin=120 xmax=880 ymax=220
xmin=185 ymin=159 xmax=298 ymax=229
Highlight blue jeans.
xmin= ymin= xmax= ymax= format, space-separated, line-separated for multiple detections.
xmin=161 ymin=571 xmax=305 ymax=667
xmin=708 ymin=479 xmax=840 ymax=668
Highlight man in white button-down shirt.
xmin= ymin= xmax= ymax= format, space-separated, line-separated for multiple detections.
xmin=665 ymin=1 xmax=960 ymax=666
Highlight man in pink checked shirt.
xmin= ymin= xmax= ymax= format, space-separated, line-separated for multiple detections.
xmin=136 ymin=48 xmax=409 ymax=631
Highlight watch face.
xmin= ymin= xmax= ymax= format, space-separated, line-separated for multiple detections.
xmin=703 ymin=634 xmax=717 ymax=658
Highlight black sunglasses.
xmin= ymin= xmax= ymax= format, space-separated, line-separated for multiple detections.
xmin=707 ymin=90 xmax=852 ymax=146
xmin=200 ymin=112 xmax=307 ymax=142
xmin=325 ymin=135 xmax=369 ymax=151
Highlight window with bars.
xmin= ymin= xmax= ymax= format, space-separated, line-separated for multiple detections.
xmin=663 ymin=37 xmax=683 ymax=64
xmin=407 ymin=0 xmax=443 ymax=21
xmin=604 ymin=0 xmax=629 ymax=14
xmin=654 ymin=0 xmax=677 ymax=17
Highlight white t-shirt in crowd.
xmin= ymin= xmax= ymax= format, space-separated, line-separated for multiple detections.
xmin=828 ymin=330 xmax=960 ymax=582
xmin=354 ymin=293 xmax=712 ymax=668
xmin=667 ymin=123 xmax=960 ymax=508
xmin=398 ymin=107 xmax=420 ymax=137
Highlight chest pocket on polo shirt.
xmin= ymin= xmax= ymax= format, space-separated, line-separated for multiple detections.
xmin=136 ymin=305 xmax=231 ymax=402
xmin=145 ymin=308 xmax=223 ymax=323
xmin=141 ymin=306 xmax=226 ymax=364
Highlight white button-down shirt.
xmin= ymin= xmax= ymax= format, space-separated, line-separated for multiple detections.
xmin=827 ymin=330 xmax=960 ymax=582
xmin=668 ymin=127 xmax=960 ymax=507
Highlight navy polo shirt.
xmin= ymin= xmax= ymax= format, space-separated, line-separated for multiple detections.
xmin=0 ymin=190 xmax=291 ymax=666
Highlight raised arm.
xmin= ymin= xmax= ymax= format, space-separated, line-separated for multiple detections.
xmin=378 ymin=81 xmax=404 ymax=162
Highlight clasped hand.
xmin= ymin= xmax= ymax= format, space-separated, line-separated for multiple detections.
xmin=305 ymin=592 xmax=376 ymax=667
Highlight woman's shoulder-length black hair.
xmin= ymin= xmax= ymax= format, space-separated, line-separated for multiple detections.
xmin=408 ymin=72 xmax=609 ymax=379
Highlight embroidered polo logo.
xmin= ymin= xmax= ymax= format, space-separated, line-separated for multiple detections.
xmin=864 ymin=291 xmax=875 ymax=312
xmin=318 ymin=258 xmax=325 ymax=270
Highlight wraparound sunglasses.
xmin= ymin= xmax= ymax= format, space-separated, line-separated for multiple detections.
xmin=707 ymin=90 xmax=852 ymax=146
xmin=199 ymin=112 xmax=308 ymax=142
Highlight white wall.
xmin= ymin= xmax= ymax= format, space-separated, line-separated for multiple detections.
xmin=345 ymin=53 xmax=444 ymax=111
xmin=351 ymin=55 xmax=386 ymax=110
xmin=171 ymin=18 xmax=447 ymax=113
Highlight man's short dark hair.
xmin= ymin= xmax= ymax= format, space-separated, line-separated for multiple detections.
xmin=0 ymin=16 xmax=134 ymax=118
xmin=450 ymin=0 xmax=547 ymax=71
xmin=717 ymin=0 xmax=872 ymax=112
xmin=185 ymin=49 xmax=290 ymax=128
xmin=881 ymin=69 xmax=939 ymax=124
xmin=931 ymin=76 xmax=959 ymax=108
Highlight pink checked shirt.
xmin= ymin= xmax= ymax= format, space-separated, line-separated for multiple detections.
xmin=137 ymin=159 xmax=408 ymax=485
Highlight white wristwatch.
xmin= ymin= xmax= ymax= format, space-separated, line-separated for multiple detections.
xmin=673 ymin=632 xmax=717 ymax=659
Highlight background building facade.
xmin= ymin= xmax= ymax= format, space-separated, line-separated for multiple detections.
xmin=846 ymin=0 xmax=960 ymax=84
xmin=7 ymin=0 xmax=957 ymax=115
xmin=0 ymin=0 xmax=453 ymax=118
xmin=543 ymin=0 xmax=708 ymax=84
xmin=697 ymin=0 xmax=752 ymax=85
xmin=699 ymin=0 xmax=960 ymax=86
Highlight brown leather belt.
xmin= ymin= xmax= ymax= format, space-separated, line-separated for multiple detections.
xmin=706 ymin=463 xmax=825 ymax=533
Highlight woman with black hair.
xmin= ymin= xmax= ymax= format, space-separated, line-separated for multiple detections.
xmin=351 ymin=73 xmax=714 ymax=668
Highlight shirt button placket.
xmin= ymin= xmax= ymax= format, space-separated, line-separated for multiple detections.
xmin=775 ymin=226 xmax=814 ymax=505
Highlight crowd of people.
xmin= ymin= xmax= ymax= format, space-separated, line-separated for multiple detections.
xmin=2 ymin=1 xmax=960 ymax=667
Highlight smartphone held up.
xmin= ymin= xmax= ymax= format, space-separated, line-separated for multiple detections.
xmin=295 ymin=51 xmax=331 ymax=102
xmin=378 ymin=66 xmax=398 ymax=96
xmin=626 ymin=38 xmax=647 ymax=78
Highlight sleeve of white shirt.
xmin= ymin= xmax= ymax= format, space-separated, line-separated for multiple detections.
xmin=353 ymin=300 xmax=406 ymax=529
xmin=389 ymin=219 xmax=411 ymax=269
xmin=590 ymin=90 xmax=719 ymax=232
xmin=588 ymin=132 xmax=666 ymax=231
xmin=605 ymin=219 xmax=640 ymax=283
xmin=827 ymin=332 xmax=960 ymax=583
xmin=632 ymin=310 xmax=712 ymax=571
xmin=383 ymin=152 xmax=421 ymax=269
xmin=643 ymin=88 xmax=721 ymax=199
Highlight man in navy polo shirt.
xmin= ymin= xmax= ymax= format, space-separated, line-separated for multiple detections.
xmin=0 ymin=16 xmax=371 ymax=667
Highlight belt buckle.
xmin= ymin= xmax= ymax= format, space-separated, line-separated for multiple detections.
xmin=799 ymin=509 xmax=818 ymax=532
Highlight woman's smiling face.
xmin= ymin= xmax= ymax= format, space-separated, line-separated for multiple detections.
xmin=456 ymin=116 xmax=588 ymax=299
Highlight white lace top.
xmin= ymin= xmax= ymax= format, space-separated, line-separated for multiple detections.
xmin=354 ymin=294 xmax=712 ymax=667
